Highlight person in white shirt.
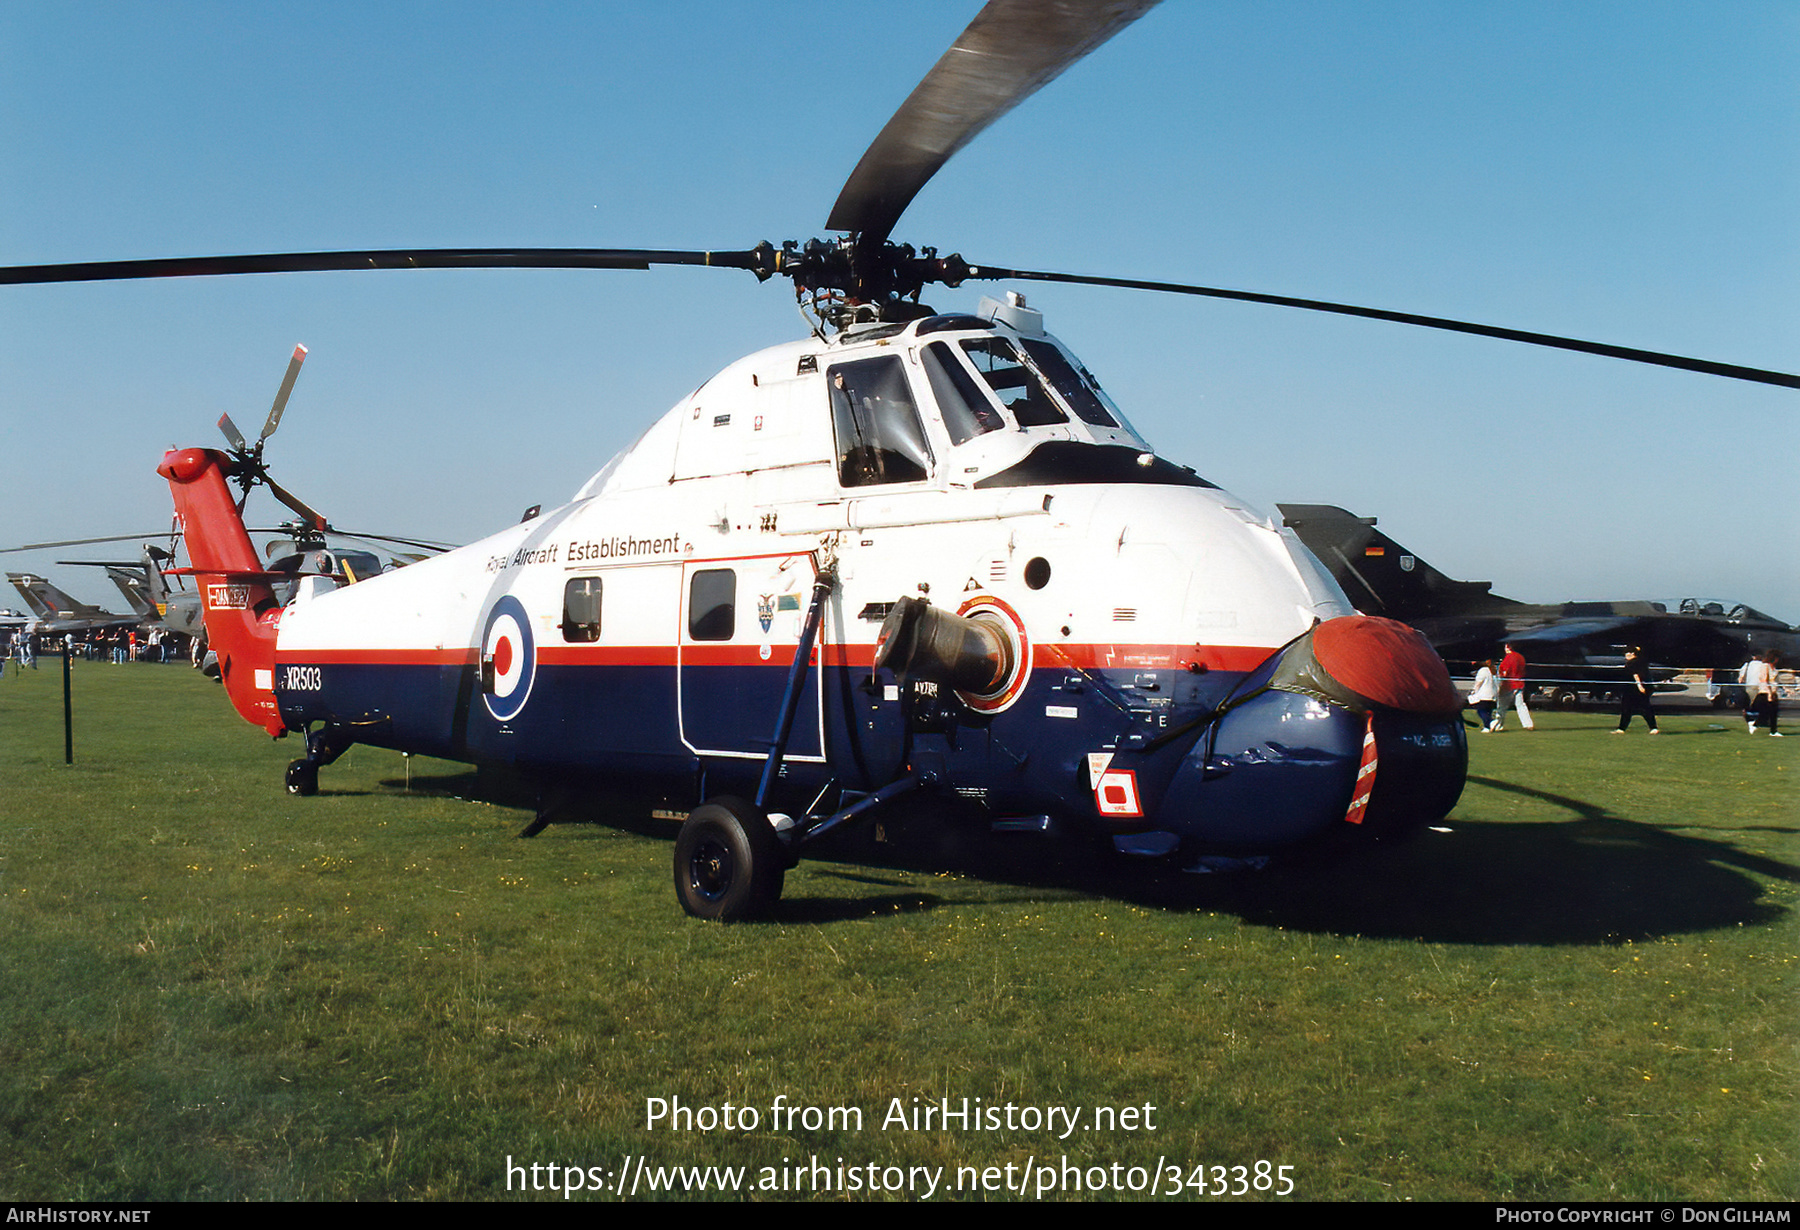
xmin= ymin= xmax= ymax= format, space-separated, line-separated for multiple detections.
xmin=1744 ymin=651 xmax=1782 ymax=736
xmin=1467 ymin=659 xmax=1500 ymax=733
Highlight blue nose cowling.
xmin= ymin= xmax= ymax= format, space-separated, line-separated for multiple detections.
xmin=1155 ymin=616 xmax=1467 ymax=850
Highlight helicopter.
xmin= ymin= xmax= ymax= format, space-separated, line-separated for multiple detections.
xmin=3 ymin=1 xmax=1795 ymax=919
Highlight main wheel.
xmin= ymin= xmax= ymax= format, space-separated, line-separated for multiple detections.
xmin=285 ymin=760 xmax=318 ymax=797
xmin=673 ymin=796 xmax=785 ymax=921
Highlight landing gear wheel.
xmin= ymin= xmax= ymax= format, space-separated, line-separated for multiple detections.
xmin=673 ymin=796 xmax=785 ymax=921
xmin=285 ymin=760 xmax=318 ymax=797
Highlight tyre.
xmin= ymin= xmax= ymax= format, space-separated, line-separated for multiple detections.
xmin=285 ymin=760 xmax=318 ymax=797
xmin=673 ymin=796 xmax=785 ymax=921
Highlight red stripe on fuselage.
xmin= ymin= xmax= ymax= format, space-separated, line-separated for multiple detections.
xmin=274 ymin=647 xmax=478 ymax=666
xmin=274 ymin=640 xmax=1278 ymax=673
xmin=1038 ymin=642 xmax=1274 ymax=673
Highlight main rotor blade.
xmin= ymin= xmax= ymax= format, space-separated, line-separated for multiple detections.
xmin=0 ymin=247 xmax=771 ymax=285
xmin=971 ymin=264 xmax=1800 ymax=390
xmin=826 ymin=0 xmax=1159 ymax=247
xmin=262 ymin=344 xmax=307 ymax=442
xmin=262 ymin=474 xmax=330 ymax=533
xmin=3 ymin=533 xmax=177 ymax=553
xmin=246 ymin=526 xmax=454 ymax=554
xmin=327 ymin=529 xmax=457 ymax=554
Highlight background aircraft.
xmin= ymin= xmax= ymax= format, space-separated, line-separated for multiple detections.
xmin=5 ymin=572 xmax=140 ymax=637
xmin=1278 ymin=503 xmax=1800 ymax=684
xmin=99 ymin=562 xmax=156 ymax=621
xmin=57 ymin=553 xmax=205 ymax=651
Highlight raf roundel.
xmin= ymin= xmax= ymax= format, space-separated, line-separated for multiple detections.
xmin=481 ymin=595 xmax=537 ymax=722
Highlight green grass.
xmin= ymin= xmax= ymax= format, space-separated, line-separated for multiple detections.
xmin=0 ymin=660 xmax=1793 ymax=1200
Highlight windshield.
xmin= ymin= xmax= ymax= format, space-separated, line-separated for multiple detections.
xmin=959 ymin=337 xmax=1066 ymax=427
xmin=1019 ymin=339 xmax=1119 ymax=428
xmin=921 ymin=342 xmax=1006 ymax=446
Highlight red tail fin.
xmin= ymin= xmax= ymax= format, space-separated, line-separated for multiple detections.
xmin=158 ymin=448 xmax=288 ymax=736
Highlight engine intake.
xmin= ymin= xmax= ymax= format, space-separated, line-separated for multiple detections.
xmin=873 ymin=595 xmax=1016 ymax=700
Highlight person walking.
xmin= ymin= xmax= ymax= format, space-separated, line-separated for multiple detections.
xmin=1496 ymin=642 xmax=1535 ymax=732
xmin=1614 ymin=646 xmax=1659 ymax=734
xmin=1468 ymin=658 xmax=1500 ymax=733
xmin=1745 ymin=650 xmax=1783 ymax=736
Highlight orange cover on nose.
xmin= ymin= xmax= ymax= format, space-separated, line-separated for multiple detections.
xmin=1313 ymin=616 xmax=1462 ymax=715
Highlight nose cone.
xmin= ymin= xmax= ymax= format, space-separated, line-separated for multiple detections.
xmin=1296 ymin=615 xmax=1465 ymax=715
xmin=1153 ymin=615 xmax=1467 ymax=851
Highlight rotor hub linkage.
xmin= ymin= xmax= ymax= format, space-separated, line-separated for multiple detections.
xmin=749 ymin=238 xmax=974 ymax=324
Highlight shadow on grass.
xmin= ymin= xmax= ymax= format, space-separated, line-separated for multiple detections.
xmin=383 ymin=768 xmax=1794 ymax=947
xmin=1221 ymin=813 xmax=1792 ymax=946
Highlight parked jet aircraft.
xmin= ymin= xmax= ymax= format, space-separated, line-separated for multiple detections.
xmin=5 ymin=573 xmax=140 ymax=637
xmin=1278 ymin=503 xmax=1799 ymax=678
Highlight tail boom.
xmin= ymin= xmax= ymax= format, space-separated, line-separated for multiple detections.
xmin=158 ymin=448 xmax=287 ymax=735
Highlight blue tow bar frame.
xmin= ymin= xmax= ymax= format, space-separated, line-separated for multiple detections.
xmin=755 ymin=564 xmax=836 ymax=811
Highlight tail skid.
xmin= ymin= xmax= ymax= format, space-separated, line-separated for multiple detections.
xmin=158 ymin=448 xmax=287 ymax=735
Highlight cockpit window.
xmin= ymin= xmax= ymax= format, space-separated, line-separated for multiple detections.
xmin=960 ymin=337 xmax=1066 ymax=427
xmin=828 ymin=355 xmax=934 ymax=487
xmin=921 ymin=342 xmax=1006 ymax=446
xmin=335 ymin=550 xmax=384 ymax=582
xmin=1020 ymin=339 xmax=1119 ymax=428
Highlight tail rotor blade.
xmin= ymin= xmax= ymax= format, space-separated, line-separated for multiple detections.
xmin=261 ymin=344 xmax=307 ymax=442
xmin=218 ymin=412 xmax=248 ymax=452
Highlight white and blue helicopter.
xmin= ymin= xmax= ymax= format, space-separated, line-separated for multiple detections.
xmin=4 ymin=0 xmax=1794 ymax=919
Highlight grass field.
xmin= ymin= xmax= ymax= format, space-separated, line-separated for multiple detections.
xmin=0 ymin=659 xmax=1793 ymax=1201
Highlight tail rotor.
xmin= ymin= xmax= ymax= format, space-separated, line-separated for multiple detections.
xmin=217 ymin=345 xmax=329 ymax=531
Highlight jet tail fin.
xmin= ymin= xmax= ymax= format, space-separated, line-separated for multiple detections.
xmin=140 ymin=548 xmax=172 ymax=616
xmin=104 ymin=566 xmax=157 ymax=619
xmin=7 ymin=573 xmax=109 ymax=620
xmin=7 ymin=574 xmax=56 ymax=619
xmin=1278 ymin=504 xmax=1519 ymax=620
xmin=158 ymin=448 xmax=287 ymax=735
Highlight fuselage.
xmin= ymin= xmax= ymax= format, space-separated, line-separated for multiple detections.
xmin=181 ymin=302 xmax=1466 ymax=856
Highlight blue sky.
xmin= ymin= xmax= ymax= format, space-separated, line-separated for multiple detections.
xmin=2 ymin=1 xmax=1795 ymax=619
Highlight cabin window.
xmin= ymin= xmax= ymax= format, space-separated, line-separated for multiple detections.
xmin=827 ymin=355 xmax=933 ymax=487
xmin=1019 ymin=339 xmax=1119 ymax=428
xmin=960 ymin=337 xmax=1066 ymax=427
xmin=561 ymin=576 xmax=602 ymax=642
xmin=922 ymin=342 xmax=1006 ymax=446
xmin=689 ymin=569 xmax=736 ymax=641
